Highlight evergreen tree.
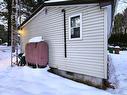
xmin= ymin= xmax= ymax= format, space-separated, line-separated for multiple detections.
xmin=19 ymin=0 xmax=46 ymax=24
xmin=0 ymin=0 xmax=12 ymax=46
xmin=109 ymin=13 xmax=124 ymax=46
xmin=109 ymin=7 xmax=127 ymax=47
xmin=0 ymin=0 xmax=46 ymax=45
xmin=0 ymin=24 xmax=8 ymax=43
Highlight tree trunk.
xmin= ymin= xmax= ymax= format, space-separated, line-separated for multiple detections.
xmin=7 ymin=0 xmax=12 ymax=46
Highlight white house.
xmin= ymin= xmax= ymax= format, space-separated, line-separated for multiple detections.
xmin=18 ymin=0 xmax=116 ymax=88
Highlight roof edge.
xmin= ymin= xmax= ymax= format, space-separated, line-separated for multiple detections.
xmin=18 ymin=0 xmax=114 ymax=29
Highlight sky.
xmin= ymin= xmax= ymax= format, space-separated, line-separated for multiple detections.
xmin=117 ymin=0 xmax=127 ymax=13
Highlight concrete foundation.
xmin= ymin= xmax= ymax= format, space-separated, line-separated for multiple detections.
xmin=48 ymin=67 xmax=108 ymax=89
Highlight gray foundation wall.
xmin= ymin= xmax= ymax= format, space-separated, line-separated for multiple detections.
xmin=49 ymin=67 xmax=108 ymax=89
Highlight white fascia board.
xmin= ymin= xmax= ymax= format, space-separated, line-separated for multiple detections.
xmin=103 ymin=6 xmax=108 ymax=79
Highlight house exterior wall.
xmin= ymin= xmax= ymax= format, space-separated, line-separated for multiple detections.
xmin=20 ymin=4 xmax=108 ymax=79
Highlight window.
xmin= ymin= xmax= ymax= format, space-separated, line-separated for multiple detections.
xmin=69 ymin=13 xmax=82 ymax=40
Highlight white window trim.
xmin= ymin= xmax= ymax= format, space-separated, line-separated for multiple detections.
xmin=69 ymin=13 xmax=82 ymax=40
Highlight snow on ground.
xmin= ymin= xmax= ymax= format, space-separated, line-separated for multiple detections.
xmin=108 ymin=51 xmax=127 ymax=95
xmin=0 ymin=46 xmax=11 ymax=70
xmin=0 ymin=66 xmax=114 ymax=95
xmin=0 ymin=46 xmax=127 ymax=95
xmin=0 ymin=46 xmax=113 ymax=95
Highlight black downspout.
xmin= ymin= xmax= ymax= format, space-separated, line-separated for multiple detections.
xmin=62 ymin=9 xmax=67 ymax=58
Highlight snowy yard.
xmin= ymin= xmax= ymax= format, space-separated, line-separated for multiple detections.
xmin=0 ymin=46 xmax=127 ymax=95
xmin=108 ymin=51 xmax=127 ymax=95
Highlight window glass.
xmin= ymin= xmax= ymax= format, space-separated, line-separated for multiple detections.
xmin=69 ymin=14 xmax=81 ymax=40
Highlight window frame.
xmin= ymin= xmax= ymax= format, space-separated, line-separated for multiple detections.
xmin=69 ymin=13 xmax=82 ymax=40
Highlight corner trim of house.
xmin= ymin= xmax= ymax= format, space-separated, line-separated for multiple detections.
xmin=103 ymin=7 xmax=108 ymax=79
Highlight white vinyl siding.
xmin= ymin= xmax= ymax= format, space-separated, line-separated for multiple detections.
xmin=21 ymin=4 xmax=107 ymax=79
